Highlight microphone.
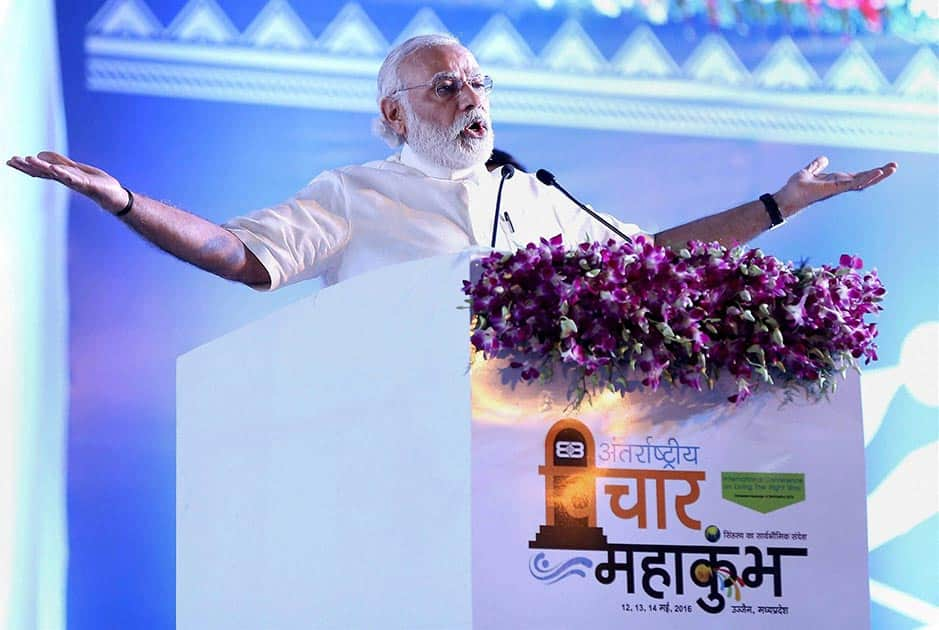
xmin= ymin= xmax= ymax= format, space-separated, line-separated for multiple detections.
xmin=491 ymin=164 xmax=516 ymax=248
xmin=535 ymin=169 xmax=632 ymax=243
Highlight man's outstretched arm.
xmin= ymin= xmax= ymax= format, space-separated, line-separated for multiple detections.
xmin=653 ymin=156 xmax=898 ymax=251
xmin=7 ymin=151 xmax=271 ymax=288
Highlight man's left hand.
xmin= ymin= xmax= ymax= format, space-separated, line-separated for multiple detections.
xmin=773 ymin=156 xmax=898 ymax=217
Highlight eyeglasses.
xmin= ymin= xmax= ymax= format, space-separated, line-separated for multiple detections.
xmin=392 ymin=74 xmax=494 ymax=100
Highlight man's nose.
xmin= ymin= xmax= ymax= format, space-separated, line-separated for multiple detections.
xmin=458 ymin=82 xmax=485 ymax=110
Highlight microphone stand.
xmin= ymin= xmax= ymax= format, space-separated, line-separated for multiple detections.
xmin=491 ymin=164 xmax=516 ymax=248
xmin=536 ymin=168 xmax=632 ymax=243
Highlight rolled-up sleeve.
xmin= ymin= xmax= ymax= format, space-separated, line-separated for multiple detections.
xmin=223 ymin=171 xmax=351 ymax=291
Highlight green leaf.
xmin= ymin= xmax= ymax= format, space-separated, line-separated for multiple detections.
xmin=559 ymin=316 xmax=578 ymax=339
xmin=656 ymin=322 xmax=676 ymax=338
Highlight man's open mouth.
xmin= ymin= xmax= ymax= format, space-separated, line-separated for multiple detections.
xmin=462 ymin=120 xmax=488 ymax=139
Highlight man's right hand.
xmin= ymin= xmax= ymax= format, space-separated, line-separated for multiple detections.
xmin=7 ymin=151 xmax=129 ymax=214
xmin=7 ymin=150 xmax=271 ymax=287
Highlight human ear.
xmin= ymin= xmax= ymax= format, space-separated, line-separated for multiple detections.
xmin=380 ymin=97 xmax=407 ymax=138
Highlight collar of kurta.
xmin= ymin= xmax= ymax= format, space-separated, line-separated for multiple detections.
xmin=397 ymin=143 xmax=490 ymax=182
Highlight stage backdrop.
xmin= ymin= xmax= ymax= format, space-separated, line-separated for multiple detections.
xmin=41 ymin=0 xmax=939 ymax=628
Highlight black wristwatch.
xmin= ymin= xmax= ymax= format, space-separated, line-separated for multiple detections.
xmin=759 ymin=193 xmax=785 ymax=230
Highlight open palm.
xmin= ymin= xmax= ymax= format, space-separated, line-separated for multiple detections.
xmin=7 ymin=151 xmax=127 ymax=213
xmin=775 ymin=156 xmax=898 ymax=216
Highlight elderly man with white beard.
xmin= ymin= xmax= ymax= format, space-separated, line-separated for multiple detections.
xmin=8 ymin=34 xmax=896 ymax=291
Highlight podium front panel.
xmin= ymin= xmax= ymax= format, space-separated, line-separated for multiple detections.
xmin=177 ymin=252 xmax=478 ymax=630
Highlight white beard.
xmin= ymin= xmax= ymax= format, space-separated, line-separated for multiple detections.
xmin=404 ymin=105 xmax=494 ymax=170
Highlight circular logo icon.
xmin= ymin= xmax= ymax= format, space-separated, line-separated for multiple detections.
xmin=704 ymin=525 xmax=721 ymax=543
xmin=693 ymin=563 xmax=712 ymax=583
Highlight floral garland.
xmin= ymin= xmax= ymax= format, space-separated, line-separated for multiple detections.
xmin=464 ymin=235 xmax=885 ymax=406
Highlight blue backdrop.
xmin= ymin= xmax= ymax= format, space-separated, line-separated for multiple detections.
xmin=51 ymin=0 xmax=937 ymax=627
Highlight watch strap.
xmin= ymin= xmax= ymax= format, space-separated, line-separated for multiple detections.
xmin=759 ymin=193 xmax=785 ymax=229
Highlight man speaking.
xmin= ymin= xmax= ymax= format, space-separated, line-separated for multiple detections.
xmin=8 ymin=34 xmax=896 ymax=290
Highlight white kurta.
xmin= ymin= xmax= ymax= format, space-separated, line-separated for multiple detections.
xmin=224 ymin=144 xmax=643 ymax=290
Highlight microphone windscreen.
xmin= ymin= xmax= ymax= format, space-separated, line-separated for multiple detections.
xmin=535 ymin=169 xmax=555 ymax=186
xmin=501 ymin=164 xmax=516 ymax=179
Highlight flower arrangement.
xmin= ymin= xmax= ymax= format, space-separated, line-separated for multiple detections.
xmin=464 ymin=235 xmax=885 ymax=406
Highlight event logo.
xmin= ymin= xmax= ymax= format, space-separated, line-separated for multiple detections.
xmin=529 ymin=418 xmax=704 ymax=550
xmin=528 ymin=419 xmax=807 ymax=616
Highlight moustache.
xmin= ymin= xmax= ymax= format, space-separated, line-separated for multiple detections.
xmin=452 ymin=109 xmax=490 ymax=137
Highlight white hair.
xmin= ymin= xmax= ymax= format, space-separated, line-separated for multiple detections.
xmin=372 ymin=34 xmax=462 ymax=148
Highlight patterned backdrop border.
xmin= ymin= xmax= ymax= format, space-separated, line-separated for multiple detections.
xmin=85 ymin=0 xmax=939 ymax=153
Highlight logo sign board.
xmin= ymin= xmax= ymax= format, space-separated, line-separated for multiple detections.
xmin=470 ymin=359 xmax=869 ymax=628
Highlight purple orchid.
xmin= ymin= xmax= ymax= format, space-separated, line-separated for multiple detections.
xmin=465 ymin=237 xmax=885 ymax=406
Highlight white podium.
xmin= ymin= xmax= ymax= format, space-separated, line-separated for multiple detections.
xmin=177 ymin=252 xmax=479 ymax=630
xmin=178 ymin=248 xmax=871 ymax=629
